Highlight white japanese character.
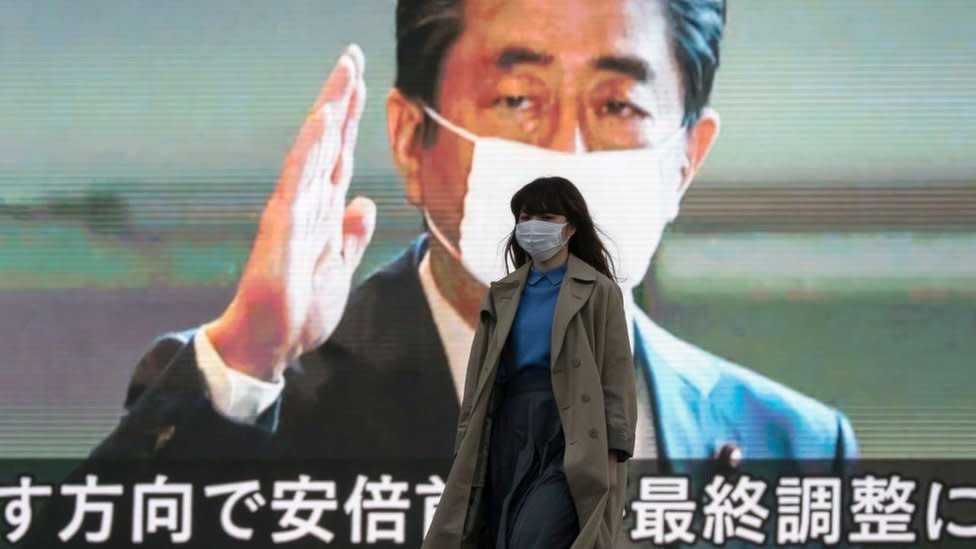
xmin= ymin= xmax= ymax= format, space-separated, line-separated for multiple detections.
xmin=776 ymin=476 xmax=841 ymax=545
xmin=415 ymin=475 xmax=445 ymax=538
xmin=132 ymin=475 xmax=193 ymax=544
xmin=59 ymin=474 xmax=124 ymax=543
xmin=0 ymin=476 xmax=53 ymax=543
xmin=629 ymin=476 xmax=696 ymax=544
xmin=927 ymin=482 xmax=976 ymax=540
xmin=204 ymin=479 xmax=266 ymax=541
xmin=702 ymin=474 xmax=769 ymax=544
xmin=343 ymin=474 xmax=411 ymax=544
xmin=271 ymin=475 xmax=337 ymax=544
xmin=849 ymin=474 xmax=917 ymax=543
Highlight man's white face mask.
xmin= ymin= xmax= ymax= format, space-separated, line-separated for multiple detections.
xmin=422 ymin=106 xmax=688 ymax=291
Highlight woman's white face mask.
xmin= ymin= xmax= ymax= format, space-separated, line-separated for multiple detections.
xmin=422 ymin=106 xmax=687 ymax=290
xmin=515 ymin=219 xmax=569 ymax=263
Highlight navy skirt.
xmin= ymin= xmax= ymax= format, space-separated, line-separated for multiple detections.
xmin=486 ymin=374 xmax=580 ymax=549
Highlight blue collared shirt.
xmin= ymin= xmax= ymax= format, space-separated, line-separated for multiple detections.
xmin=496 ymin=262 xmax=567 ymax=384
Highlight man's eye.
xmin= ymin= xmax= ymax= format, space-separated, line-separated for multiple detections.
xmin=495 ymin=95 xmax=533 ymax=111
xmin=601 ymin=100 xmax=647 ymax=119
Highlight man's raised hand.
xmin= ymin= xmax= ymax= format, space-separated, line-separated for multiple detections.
xmin=207 ymin=44 xmax=375 ymax=381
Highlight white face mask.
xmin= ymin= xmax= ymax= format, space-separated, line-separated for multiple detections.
xmin=515 ymin=219 xmax=569 ymax=263
xmin=422 ymin=106 xmax=687 ymax=290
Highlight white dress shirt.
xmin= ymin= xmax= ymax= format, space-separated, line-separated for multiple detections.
xmin=192 ymin=249 xmax=654 ymax=459
xmin=194 ymin=322 xmax=284 ymax=424
xmin=416 ymin=253 xmax=473 ymax=403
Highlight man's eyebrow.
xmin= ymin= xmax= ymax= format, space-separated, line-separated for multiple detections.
xmin=495 ymin=46 xmax=553 ymax=68
xmin=593 ymin=55 xmax=651 ymax=82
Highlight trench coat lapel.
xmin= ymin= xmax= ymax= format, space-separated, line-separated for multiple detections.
xmin=472 ymin=263 xmax=529 ymax=404
xmin=550 ymin=254 xmax=597 ymax=365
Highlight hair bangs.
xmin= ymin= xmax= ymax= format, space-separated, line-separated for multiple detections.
xmin=511 ymin=179 xmax=568 ymax=219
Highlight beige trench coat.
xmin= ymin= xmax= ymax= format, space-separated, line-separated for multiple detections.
xmin=422 ymin=254 xmax=638 ymax=549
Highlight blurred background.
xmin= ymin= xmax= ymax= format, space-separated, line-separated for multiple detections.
xmin=1 ymin=0 xmax=974 ymax=458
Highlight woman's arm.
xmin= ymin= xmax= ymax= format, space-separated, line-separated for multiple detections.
xmin=453 ymin=292 xmax=494 ymax=457
xmin=600 ymin=283 xmax=638 ymax=461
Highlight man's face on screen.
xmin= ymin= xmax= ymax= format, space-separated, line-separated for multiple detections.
xmin=405 ymin=0 xmax=713 ymax=285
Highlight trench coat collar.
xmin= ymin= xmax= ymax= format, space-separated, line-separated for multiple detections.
xmin=493 ymin=253 xmax=596 ymax=285
xmin=483 ymin=254 xmax=596 ymax=313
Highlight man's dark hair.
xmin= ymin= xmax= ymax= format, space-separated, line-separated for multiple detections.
xmin=664 ymin=0 xmax=726 ymax=126
xmin=394 ymin=0 xmax=726 ymax=138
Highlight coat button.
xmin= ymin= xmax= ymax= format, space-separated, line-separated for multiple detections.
xmin=588 ymin=428 xmax=599 ymax=439
xmin=581 ymin=393 xmax=591 ymax=403
xmin=153 ymin=425 xmax=176 ymax=451
xmin=715 ymin=443 xmax=743 ymax=469
xmin=573 ymin=359 xmax=581 ymax=368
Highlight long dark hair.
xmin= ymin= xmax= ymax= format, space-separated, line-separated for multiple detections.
xmin=504 ymin=176 xmax=616 ymax=280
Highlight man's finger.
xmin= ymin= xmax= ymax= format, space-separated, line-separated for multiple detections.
xmin=277 ymin=71 xmax=354 ymax=201
xmin=343 ymin=44 xmax=365 ymax=83
xmin=331 ymin=72 xmax=367 ymax=190
xmin=284 ymin=49 xmax=360 ymax=202
xmin=310 ymin=45 xmax=361 ymax=116
xmin=309 ymin=56 xmax=359 ymax=187
xmin=296 ymin=52 xmax=356 ymax=171
xmin=327 ymin=45 xmax=365 ymax=192
xmin=310 ymin=94 xmax=350 ymax=196
xmin=340 ymin=196 xmax=377 ymax=274
xmin=276 ymin=113 xmax=323 ymax=201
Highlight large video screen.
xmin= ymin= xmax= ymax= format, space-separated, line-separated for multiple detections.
xmin=1 ymin=1 xmax=974 ymax=547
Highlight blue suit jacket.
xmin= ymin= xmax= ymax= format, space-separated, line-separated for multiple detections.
xmin=634 ymin=309 xmax=858 ymax=463
xmin=92 ymin=236 xmax=858 ymax=472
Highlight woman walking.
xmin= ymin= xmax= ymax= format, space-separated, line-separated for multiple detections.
xmin=423 ymin=176 xmax=638 ymax=549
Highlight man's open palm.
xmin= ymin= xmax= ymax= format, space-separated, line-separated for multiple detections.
xmin=208 ymin=44 xmax=375 ymax=381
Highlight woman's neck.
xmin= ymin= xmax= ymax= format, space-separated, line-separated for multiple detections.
xmin=533 ymin=248 xmax=569 ymax=272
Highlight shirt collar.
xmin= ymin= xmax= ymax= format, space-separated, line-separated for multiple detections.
xmin=417 ymin=250 xmax=472 ymax=403
xmin=528 ymin=262 xmax=567 ymax=286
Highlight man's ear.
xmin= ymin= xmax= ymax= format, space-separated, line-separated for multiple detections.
xmin=386 ymin=88 xmax=426 ymax=206
xmin=665 ymin=107 xmax=720 ymax=223
xmin=678 ymin=107 xmax=721 ymax=200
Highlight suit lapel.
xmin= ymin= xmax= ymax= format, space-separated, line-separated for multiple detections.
xmin=632 ymin=309 xmax=716 ymax=467
xmin=308 ymin=236 xmax=461 ymax=456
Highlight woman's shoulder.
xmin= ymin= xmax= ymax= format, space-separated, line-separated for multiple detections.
xmin=567 ymin=255 xmax=615 ymax=284
xmin=591 ymin=271 xmax=624 ymax=301
xmin=591 ymin=268 xmax=616 ymax=285
xmin=567 ymin=255 xmax=623 ymax=299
